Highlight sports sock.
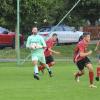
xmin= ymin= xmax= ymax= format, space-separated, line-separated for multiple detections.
xmin=34 ymin=65 xmax=38 ymax=74
xmin=96 ymin=67 xmax=100 ymax=77
xmin=89 ymin=71 xmax=94 ymax=84
xmin=45 ymin=64 xmax=51 ymax=72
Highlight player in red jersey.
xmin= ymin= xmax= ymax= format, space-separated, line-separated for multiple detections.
xmin=38 ymin=33 xmax=60 ymax=76
xmin=73 ymin=32 xmax=97 ymax=88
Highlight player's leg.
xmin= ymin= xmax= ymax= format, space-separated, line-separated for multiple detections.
xmin=41 ymin=63 xmax=53 ymax=77
xmin=38 ymin=62 xmax=45 ymax=72
xmin=47 ymin=56 xmax=55 ymax=67
xmin=46 ymin=56 xmax=55 ymax=76
xmin=45 ymin=55 xmax=55 ymax=76
xmin=38 ymin=62 xmax=55 ymax=73
xmin=95 ymin=55 xmax=100 ymax=81
xmin=74 ymin=70 xmax=84 ymax=82
xmin=86 ymin=63 xmax=97 ymax=88
xmin=32 ymin=56 xmax=40 ymax=80
xmin=48 ymin=62 xmax=55 ymax=68
xmin=38 ymin=55 xmax=55 ymax=73
xmin=39 ymin=55 xmax=53 ymax=77
xmin=38 ymin=56 xmax=49 ymax=72
xmin=86 ymin=62 xmax=97 ymax=88
xmin=74 ymin=60 xmax=85 ymax=82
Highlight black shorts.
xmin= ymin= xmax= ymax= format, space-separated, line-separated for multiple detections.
xmin=45 ymin=55 xmax=54 ymax=64
xmin=76 ymin=57 xmax=91 ymax=71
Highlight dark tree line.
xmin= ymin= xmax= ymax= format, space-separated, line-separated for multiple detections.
xmin=0 ymin=0 xmax=100 ymax=33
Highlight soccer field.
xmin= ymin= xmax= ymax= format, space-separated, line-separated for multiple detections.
xmin=0 ymin=61 xmax=100 ymax=100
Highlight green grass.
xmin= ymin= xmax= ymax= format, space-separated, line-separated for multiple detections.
xmin=0 ymin=44 xmax=97 ymax=59
xmin=0 ymin=61 xmax=100 ymax=100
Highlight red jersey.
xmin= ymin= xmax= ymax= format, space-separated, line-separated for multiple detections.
xmin=73 ymin=40 xmax=88 ymax=63
xmin=44 ymin=38 xmax=55 ymax=57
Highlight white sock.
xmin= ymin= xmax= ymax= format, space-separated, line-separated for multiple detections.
xmin=34 ymin=65 xmax=38 ymax=74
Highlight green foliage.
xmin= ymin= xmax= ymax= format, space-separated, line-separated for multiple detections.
xmin=0 ymin=0 xmax=99 ymax=33
xmin=0 ymin=0 xmax=16 ymax=30
xmin=75 ymin=0 xmax=100 ymax=26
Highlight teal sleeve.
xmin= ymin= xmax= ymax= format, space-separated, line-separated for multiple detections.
xmin=26 ymin=37 xmax=31 ymax=48
xmin=40 ymin=36 xmax=46 ymax=47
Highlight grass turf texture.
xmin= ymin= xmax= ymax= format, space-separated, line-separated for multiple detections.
xmin=0 ymin=61 xmax=99 ymax=100
xmin=0 ymin=44 xmax=97 ymax=59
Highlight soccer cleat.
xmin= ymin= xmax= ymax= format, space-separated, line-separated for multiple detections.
xmin=48 ymin=71 xmax=53 ymax=77
xmin=75 ymin=76 xmax=80 ymax=82
xmin=76 ymin=76 xmax=80 ymax=82
xmin=34 ymin=74 xmax=40 ymax=80
xmin=89 ymin=84 xmax=97 ymax=88
xmin=95 ymin=76 xmax=99 ymax=81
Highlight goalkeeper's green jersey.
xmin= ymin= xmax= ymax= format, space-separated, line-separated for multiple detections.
xmin=26 ymin=34 xmax=46 ymax=56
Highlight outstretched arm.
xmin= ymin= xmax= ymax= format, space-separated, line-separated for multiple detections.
xmin=95 ymin=41 xmax=100 ymax=51
xmin=48 ymin=48 xmax=60 ymax=55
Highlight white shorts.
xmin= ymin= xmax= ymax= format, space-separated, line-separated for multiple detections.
xmin=31 ymin=54 xmax=46 ymax=64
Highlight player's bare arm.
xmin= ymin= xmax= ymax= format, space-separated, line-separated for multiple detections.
xmin=48 ymin=48 xmax=60 ymax=55
xmin=80 ymin=50 xmax=92 ymax=57
xmin=95 ymin=41 xmax=100 ymax=51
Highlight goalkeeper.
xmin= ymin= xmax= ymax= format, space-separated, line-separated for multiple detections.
xmin=26 ymin=26 xmax=52 ymax=80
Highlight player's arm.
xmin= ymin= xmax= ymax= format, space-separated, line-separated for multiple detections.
xmin=80 ymin=50 xmax=92 ymax=57
xmin=26 ymin=36 xmax=31 ymax=48
xmin=95 ymin=41 xmax=100 ymax=51
xmin=40 ymin=36 xmax=47 ymax=48
xmin=48 ymin=48 xmax=60 ymax=54
xmin=79 ymin=44 xmax=92 ymax=57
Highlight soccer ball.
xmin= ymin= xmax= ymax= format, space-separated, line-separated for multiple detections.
xmin=30 ymin=43 xmax=37 ymax=49
xmin=30 ymin=43 xmax=42 ymax=49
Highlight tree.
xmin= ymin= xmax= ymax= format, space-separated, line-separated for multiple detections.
xmin=67 ymin=0 xmax=100 ymax=26
xmin=0 ymin=0 xmax=99 ymax=33
xmin=0 ymin=0 xmax=16 ymax=30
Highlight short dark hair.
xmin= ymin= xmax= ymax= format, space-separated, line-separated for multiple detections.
xmin=83 ymin=32 xmax=91 ymax=37
xmin=78 ymin=32 xmax=91 ymax=42
xmin=52 ymin=33 xmax=57 ymax=37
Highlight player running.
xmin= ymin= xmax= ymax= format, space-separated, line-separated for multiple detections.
xmin=73 ymin=32 xmax=97 ymax=88
xmin=38 ymin=33 xmax=60 ymax=75
xmin=26 ymin=26 xmax=52 ymax=80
